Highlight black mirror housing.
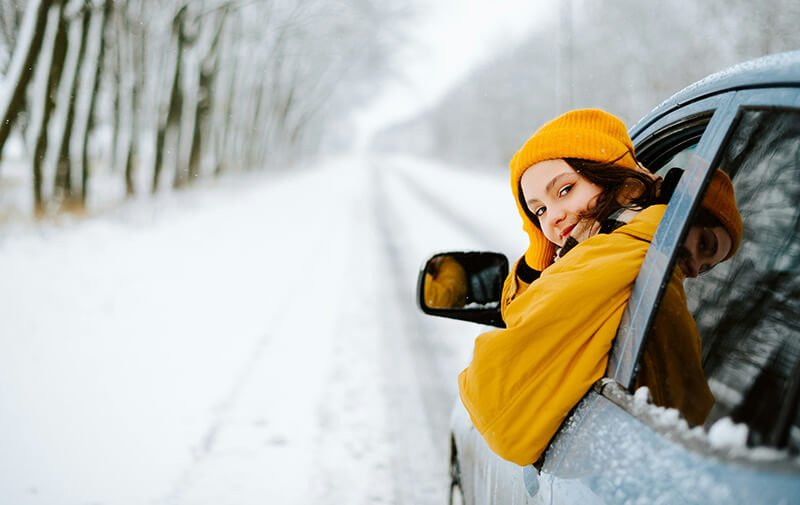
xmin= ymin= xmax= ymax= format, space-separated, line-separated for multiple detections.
xmin=417 ymin=251 xmax=509 ymax=328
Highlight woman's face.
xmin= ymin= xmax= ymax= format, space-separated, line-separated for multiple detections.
xmin=677 ymin=225 xmax=732 ymax=278
xmin=520 ymin=159 xmax=603 ymax=246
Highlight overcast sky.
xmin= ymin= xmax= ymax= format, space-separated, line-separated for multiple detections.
xmin=354 ymin=0 xmax=555 ymax=144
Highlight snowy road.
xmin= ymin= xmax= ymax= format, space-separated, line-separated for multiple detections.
xmin=0 ymin=155 xmax=525 ymax=505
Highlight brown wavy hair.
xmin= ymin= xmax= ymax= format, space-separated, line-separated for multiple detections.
xmin=519 ymin=154 xmax=659 ymax=229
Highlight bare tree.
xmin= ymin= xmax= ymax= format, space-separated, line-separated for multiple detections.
xmin=152 ymin=2 xmax=199 ymax=192
xmin=30 ymin=0 xmax=67 ymax=214
xmin=187 ymin=5 xmax=229 ymax=181
xmin=0 ymin=0 xmax=27 ymax=71
xmin=52 ymin=0 xmax=91 ymax=207
xmin=0 ymin=0 xmax=53 ymax=165
xmin=374 ymin=0 xmax=800 ymax=168
xmin=78 ymin=0 xmax=111 ymax=204
xmin=0 ymin=0 xmax=406 ymax=215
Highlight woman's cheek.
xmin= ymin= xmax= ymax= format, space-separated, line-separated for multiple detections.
xmin=544 ymin=226 xmax=560 ymax=246
xmin=586 ymin=191 xmax=602 ymax=211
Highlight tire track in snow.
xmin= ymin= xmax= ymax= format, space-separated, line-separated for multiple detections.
xmin=162 ymin=331 xmax=274 ymax=504
xmin=383 ymin=162 xmax=503 ymax=249
xmin=159 ymin=167 xmax=348 ymax=505
xmin=161 ymin=258 xmax=310 ymax=505
xmin=371 ymin=164 xmax=471 ymax=505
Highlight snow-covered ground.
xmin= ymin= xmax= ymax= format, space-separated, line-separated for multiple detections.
xmin=0 ymin=155 xmax=526 ymax=505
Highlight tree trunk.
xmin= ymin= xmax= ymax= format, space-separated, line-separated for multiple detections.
xmin=80 ymin=0 xmax=111 ymax=205
xmin=54 ymin=3 xmax=90 ymax=206
xmin=122 ymin=43 xmax=140 ymax=197
xmin=153 ymin=43 xmax=182 ymax=193
xmin=215 ymin=63 xmax=235 ymax=174
xmin=109 ymin=5 xmax=122 ymax=175
xmin=0 ymin=0 xmax=53 ymax=165
xmin=213 ymin=40 xmax=238 ymax=174
xmin=187 ymin=8 xmax=227 ymax=181
xmin=31 ymin=1 xmax=67 ymax=215
xmin=153 ymin=5 xmax=188 ymax=193
xmin=114 ymin=0 xmax=134 ymax=196
xmin=123 ymin=82 xmax=139 ymax=197
xmin=187 ymin=64 xmax=210 ymax=181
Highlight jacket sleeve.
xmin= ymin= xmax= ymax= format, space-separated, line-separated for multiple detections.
xmin=500 ymin=256 xmax=541 ymax=320
xmin=459 ymin=230 xmax=649 ymax=465
xmin=636 ymin=269 xmax=714 ymax=425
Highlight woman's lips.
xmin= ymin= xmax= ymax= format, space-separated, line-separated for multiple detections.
xmin=560 ymin=224 xmax=575 ymax=241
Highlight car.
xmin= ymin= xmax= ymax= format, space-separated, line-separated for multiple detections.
xmin=416 ymin=50 xmax=800 ymax=505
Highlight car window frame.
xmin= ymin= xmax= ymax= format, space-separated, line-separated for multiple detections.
xmin=608 ymin=86 xmax=800 ymax=392
xmin=607 ymin=92 xmax=736 ymax=387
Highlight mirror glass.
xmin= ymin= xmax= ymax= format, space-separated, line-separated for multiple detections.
xmin=422 ymin=252 xmax=507 ymax=310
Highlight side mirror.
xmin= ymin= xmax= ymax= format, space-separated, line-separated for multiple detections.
xmin=416 ymin=251 xmax=509 ymax=328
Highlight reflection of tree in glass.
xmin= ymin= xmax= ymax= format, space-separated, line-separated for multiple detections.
xmin=682 ymin=109 xmax=800 ymax=448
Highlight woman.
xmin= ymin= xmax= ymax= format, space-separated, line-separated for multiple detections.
xmin=458 ymin=109 xmax=741 ymax=466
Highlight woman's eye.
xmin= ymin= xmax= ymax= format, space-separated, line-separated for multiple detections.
xmin=708 ymin=230 xmax=718 ymax=256
xmin=558 ymin=185 xmax=573 ymax=197
xmin=534 ymin=206 xmax=546 ymax=217
xmin=701 ymin=228 xmax=718 ymax=255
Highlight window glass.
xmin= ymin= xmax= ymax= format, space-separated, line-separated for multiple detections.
xmin=635 ymin=112 xmax=711 ymax=172
xmin=657 ymin=144 xmax=697 ymax=175
xmin=630 ymin=141 xmax=714 ymax=427
xmin=644 ymin=108 xmax=800 ymax=451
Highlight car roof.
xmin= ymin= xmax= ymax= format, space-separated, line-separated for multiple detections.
xmin=630 ymin=50 xmax=800 ymax=139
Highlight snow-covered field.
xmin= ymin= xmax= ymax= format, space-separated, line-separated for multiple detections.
xmin=0 ymin=155 xmax=525 ymax=505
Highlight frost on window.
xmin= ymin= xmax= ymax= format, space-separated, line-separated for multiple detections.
xmin=682 ymin=109 xmax=800 ymax=452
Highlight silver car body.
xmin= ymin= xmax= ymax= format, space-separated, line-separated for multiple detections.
xmin=452 ymin=381 xmax=800 ymax=504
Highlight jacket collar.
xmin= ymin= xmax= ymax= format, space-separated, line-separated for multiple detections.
xmin=556 ymin=204 xmax=667 ymax=260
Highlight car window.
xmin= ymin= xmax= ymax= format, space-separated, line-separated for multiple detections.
xmin=634 ymin=111 xmax=712 ymax=172
xmin=645 ymin=108 xmax=800 ymax=451
xmin=656 ymin=144 xmax=697 ymax=176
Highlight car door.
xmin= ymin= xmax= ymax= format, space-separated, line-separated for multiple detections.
xmin=538 ymin=87 xmax=800 ymax=504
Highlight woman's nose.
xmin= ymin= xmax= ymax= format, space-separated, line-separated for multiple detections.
xmin=547 ymin=205 xmax=566 ymax=225
xmin=686 ymin=256 xmax=699 ymax=278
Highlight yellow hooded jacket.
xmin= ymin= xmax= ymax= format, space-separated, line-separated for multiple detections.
xmin=457 ymin=204 xmax=710 ymax=466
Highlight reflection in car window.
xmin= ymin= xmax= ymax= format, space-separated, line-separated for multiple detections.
xmin=629 ymin=142 xmax=715 ymax=427
xmin=656 ymin=144 xmax=697 ymax=177
xmin=675 ymin=109 xmax=800 ymax=451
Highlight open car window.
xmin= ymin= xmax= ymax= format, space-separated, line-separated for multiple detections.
xmin=644 ymin=108 xmax=800 ymax=451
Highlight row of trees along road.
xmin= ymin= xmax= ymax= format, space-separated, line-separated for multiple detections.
xmin=0 ymin=0 xmax=402 ymax=215
xmin=372 ymin=0 xmax=800 ymax=170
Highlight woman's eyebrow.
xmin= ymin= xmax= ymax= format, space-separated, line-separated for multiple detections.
xmin=526 ymin=173 xmax=571 ymax=206
xmin=545 ymin=173 xmax=571 ymax=195
xmin=544 ymin=172 xmax=569 ymax=193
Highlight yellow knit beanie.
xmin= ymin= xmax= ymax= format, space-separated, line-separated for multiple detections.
xmin=700 ymin=170 xmax=742 ymax=260
xmin=510 ymin=109 xmax=637 ymax=269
